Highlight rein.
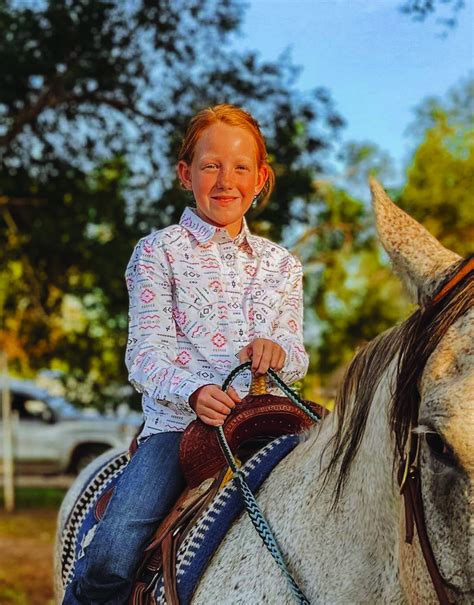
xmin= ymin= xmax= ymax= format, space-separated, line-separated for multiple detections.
xmin=217 ymin=362 xmax=321 ymax=605
xmin=398 ymin=256 xmax=474 ymax=605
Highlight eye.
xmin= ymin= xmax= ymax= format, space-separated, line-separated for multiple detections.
xmin=203 ymin=163 xmax=218 ymax=170
xmin=236 ymin=165 xmax=250 ymax=171
xmin=425 ymin=432 xmax=456 ymax=467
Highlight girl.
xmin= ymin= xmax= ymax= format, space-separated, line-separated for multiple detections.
xmin=64 ymin=104 xmax=309 ymax=604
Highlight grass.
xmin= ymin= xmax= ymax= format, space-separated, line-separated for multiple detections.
xmin=0 ymin=490 xmax=64 ymax=605
xmin=0 ymin=487 xmax=67 ymax=509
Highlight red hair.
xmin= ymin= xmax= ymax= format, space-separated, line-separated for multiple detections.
xmin=178 ymin=104 xmax=275 ymax=206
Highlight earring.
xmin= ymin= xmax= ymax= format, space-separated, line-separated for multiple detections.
xmin=251 ymin=195 xmax=258 ymax=208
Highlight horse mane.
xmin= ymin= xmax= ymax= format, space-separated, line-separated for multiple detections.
xmin=324 ymin=255 xmax=474 ymax=505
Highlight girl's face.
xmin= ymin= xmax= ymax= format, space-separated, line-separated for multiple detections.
xmin=177 ymin=122 xmax=268 ymax=238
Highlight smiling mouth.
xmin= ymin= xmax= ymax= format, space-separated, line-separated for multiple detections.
xmin=212 ymin=196 xmax=237 ymax=203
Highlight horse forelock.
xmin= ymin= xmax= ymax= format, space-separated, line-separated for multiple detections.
xmin=324 ymin=255 xmax=474 ymax=505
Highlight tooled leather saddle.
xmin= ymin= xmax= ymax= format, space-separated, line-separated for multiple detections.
xmin=127 ymin=369 xmax=327 ymax=604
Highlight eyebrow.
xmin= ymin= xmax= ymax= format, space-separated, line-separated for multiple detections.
xmin=199 ymin=155 xmax=253 ymax=162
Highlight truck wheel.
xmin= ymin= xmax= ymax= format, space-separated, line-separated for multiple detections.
xmin=73 ymin=444 xmax=110 ymax=474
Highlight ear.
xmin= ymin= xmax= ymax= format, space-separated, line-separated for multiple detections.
xmin=177 ymin=160 xmax=193 ymax=190
xmin=369 ymin=178 xmax=461 ymax=306
xmin=256 ymin=164 xmax=269 ymax=195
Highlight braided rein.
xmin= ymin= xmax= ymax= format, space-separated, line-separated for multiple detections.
xmin=216 ymin=362 xmax=322 ymax=605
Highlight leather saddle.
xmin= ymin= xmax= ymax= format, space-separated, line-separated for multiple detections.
xmin=180 ymin=391 xmax=325 ymax=488
xmin=126 ymin=373 xmax=327 ymax=604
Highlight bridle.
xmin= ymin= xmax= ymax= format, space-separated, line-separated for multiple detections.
xmin=397 ymin=256 xmax=474 ymax=605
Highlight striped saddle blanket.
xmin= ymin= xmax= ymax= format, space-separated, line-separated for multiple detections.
xmin=60 ymin=434 xmax=299 ymax=604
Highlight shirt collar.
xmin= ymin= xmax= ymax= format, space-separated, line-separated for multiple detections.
xmin=179 ymin=207 xmax=262 ymax=256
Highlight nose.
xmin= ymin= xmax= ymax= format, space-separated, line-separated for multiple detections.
xmin=216 ymin=167 xmax=234 ymax=190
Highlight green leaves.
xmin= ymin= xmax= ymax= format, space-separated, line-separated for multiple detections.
xmin=400 ymin=78 xmax=473 ymax=256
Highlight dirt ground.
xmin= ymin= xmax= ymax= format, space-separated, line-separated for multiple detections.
xmin=0 ymin=508 xmax=58 ymax=605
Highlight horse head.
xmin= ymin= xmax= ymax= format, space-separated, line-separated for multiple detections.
xmin=370 ymin=178 xmax=473 ymax=604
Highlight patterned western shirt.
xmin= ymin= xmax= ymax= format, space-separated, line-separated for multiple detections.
xmin=125 ymin=207 xmax=309 ymax=438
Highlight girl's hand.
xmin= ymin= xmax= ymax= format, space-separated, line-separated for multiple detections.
xmin=189 ymin=384 xmax=242 ymax=426
xmin=238 ymin=338 xmax=286 ymax=377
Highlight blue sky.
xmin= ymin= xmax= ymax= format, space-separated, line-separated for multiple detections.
xmin=234 ymin=0 xmax=473 ymax=178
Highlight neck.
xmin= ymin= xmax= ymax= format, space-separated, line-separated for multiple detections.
xmin=194 ymin=208 xmax=243 ymax=239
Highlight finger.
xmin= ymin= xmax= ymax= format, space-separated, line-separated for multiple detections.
xmin=255 ymin=346 xmax=272 ymax=376
xmin=255 ymin=351 xmax=272 ymax=376
xmin=251 ymin=340 xmax=265 ymax=373
xmin=196 ymin=401 xmax=229 ymax=420
xmin=270 ymin=346 xmax=281 ymax=371
xmin=276 ymin=349 xmax=286 ymax=371
xmin=227 ymin=386 xmax=242 ymax=403
xmin=238 ymin=346 xmax=252 ymax=363
xmin=199 ymin=414 xmax=226 ymax=427
xmin=196 ymin=397 xmax=232 ymax=417
xmin=205 ymin=385 xmax=236 ymax=405
xmin=211 ymin=388 xmax=239 ymax=409
xmin=207 ymin=397 xmax=234 ymax=414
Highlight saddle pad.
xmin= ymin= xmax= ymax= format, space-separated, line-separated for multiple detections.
xmin=152 ymin=434 xmax=299 ymax=605
xmin=60 ymin=449 xmax=130 ymax=588
xmin=60 ymin=435 xmax=299 ymax=601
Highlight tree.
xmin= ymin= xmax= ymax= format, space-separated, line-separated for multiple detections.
xmin=399 ymin=77 xmax=474 ymax=256
xmin=0 ymin=0 xmax=343 ymax=407
xmin=0 ymin=158 xmax=137 ymax=406
xmin=298 ymin=76 xmax=472 ymax=394
xmin=293 ymin=182 xmax=412 ymax=392
xmin=400 ymin=0 xmax=466 ymax=29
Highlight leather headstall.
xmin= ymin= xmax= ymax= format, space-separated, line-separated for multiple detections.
xmin=398 ymin=257 xmax=473 ymax=605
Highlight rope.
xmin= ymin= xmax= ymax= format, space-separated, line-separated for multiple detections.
xmin=217 ymin=362 xmax=321 ymax=604
xmin=222 ymin=362 xmax=321 ymax=423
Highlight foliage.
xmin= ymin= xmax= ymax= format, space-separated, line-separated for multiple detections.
xmin=0 ymin=0 xmax=343 ymax=407
xmin=295 ymin=182 xmax=412 ymax=385
xmin=298 ymin=77 xmax=472 ymax=385
xmin=399 ymin=0 xmax=466 ymax=28
xmin=0 ymin=158 xmax=136 ymax=406
xmin=399 ymin=78 xmax=474 ymax=256
xmin=1 ymin=1 xmax=470 ymax=408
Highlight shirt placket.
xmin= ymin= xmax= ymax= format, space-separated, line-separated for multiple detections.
xmin=218 ymin=239 xmax=246 ymax=352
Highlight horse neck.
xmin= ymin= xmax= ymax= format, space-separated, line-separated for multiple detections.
xmin=268 ymin=357 xmax=402 ymax=567
xmin=303 ymin=356 xmax=398 ymax=494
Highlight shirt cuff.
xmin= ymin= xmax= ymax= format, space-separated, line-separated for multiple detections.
xmin=169 ymin=376 xmax=212 ymax=406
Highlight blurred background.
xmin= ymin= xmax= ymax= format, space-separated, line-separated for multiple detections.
xmin=0 ymin=0 xmax=472 ymax=602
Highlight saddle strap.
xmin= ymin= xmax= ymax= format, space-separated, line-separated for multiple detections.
xmin=131 ymin=470 xmax=225 ymax=604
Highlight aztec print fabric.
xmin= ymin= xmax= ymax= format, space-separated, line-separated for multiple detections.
xmin=125 ymin=207 xmax=309 ymax=438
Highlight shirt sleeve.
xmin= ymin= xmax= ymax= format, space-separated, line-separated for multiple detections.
xmin=124 ymin=237 xmax=211 ymax=411
xmin=269 ymin=255 xmax=309 ymax=384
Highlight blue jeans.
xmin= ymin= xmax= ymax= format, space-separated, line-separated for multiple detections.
xmin=63 ymin=431 xmax=185 ymax=605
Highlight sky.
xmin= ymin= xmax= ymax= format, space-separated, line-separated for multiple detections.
xmin=234 ymin=0 xmax=473 ymax=180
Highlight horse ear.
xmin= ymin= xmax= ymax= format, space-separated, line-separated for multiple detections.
xmin=369 ymin=178 xmax=461 ymax=305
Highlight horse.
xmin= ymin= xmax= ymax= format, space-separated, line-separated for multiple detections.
xmin=54 ymin=179 xmax=473 ymax=604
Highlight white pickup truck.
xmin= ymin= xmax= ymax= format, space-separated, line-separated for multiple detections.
xmin=1 ymin=379 xmax=139 ymax=475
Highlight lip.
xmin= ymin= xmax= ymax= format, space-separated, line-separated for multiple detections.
xmin=212 ymin=196 xmax=238 ymax=203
